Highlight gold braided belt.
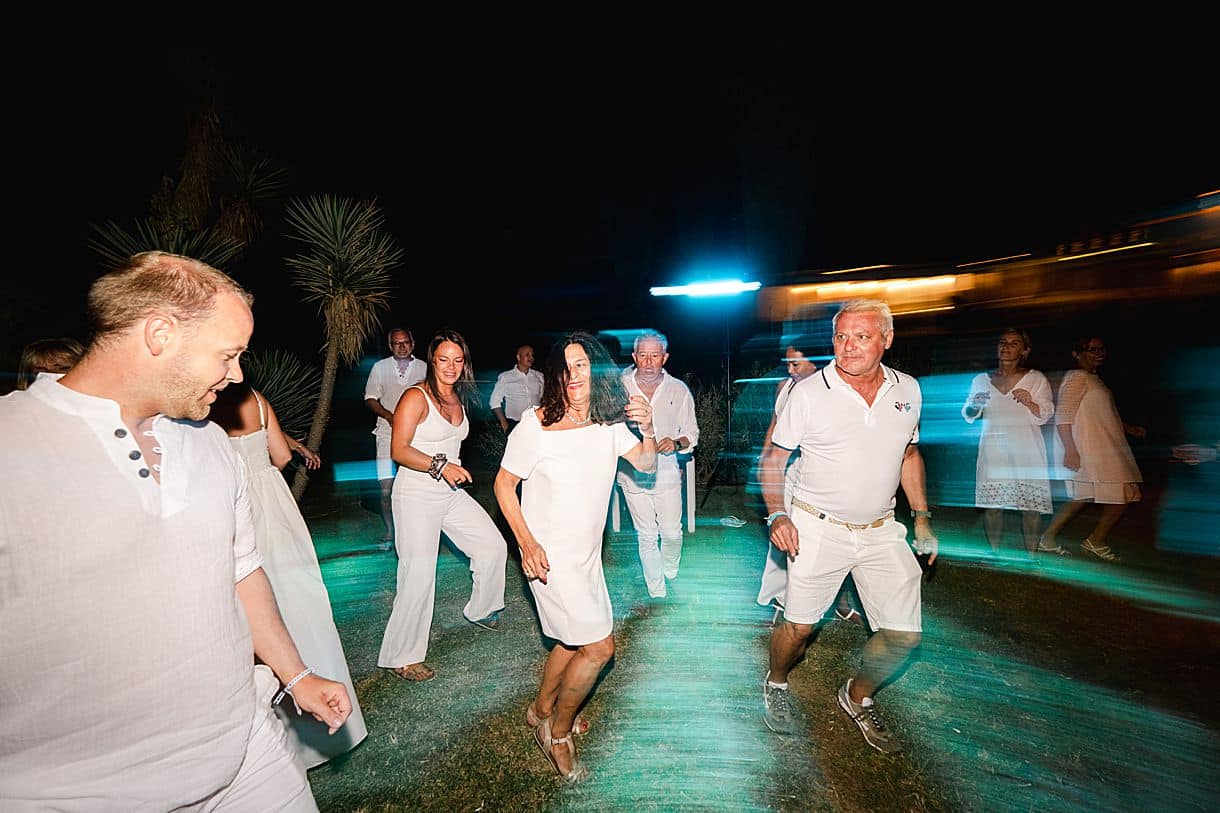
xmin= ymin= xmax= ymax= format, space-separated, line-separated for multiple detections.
xmin=789 ymin=496 xmax=893 ymax=531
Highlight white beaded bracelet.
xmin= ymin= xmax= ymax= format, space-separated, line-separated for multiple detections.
xmin=273 ymin=666 xmax=315 ymax=715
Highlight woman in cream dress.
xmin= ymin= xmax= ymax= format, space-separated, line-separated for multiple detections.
xmin=1041 ymin=336 xmax=1145 ymax=562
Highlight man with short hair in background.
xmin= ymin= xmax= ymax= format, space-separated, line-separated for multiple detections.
xmin=490 ymin=343 xmax=544 ymax=435
xmin=364 ymin=328 xmax=427 ymax=548
xmin=617 ymin=329 xmax=698 ymax=599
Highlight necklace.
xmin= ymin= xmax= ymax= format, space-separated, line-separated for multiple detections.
xmin=565 ymin=410 xmax=592 ymax=426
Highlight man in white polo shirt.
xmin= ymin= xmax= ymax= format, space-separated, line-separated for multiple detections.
xmin=489 ymin=343 xmax=544 ymax=434
xmin=617 ymin=329 xmax=698 ymax=599
xmin=365 ymin=328 xmax=427 ymax=547
xmin=759 ymin=299 xmax=937 ymax=754
xmin=0 ymin=251 xmax=351 ymax=810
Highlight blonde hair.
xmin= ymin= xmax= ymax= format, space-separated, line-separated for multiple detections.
xmin=87 ymin=251 xmax=253 ymax=346
xmin=833 ymin=299 xmax=893 ymax=336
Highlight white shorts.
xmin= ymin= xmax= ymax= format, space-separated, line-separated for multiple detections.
xmin=783 ymin=510 xmax=922 ymax=633
xmin=375 ymin=432 xmax=397 ymax=481
xmin=1066 ymin=480 xmax=1141 ymax=505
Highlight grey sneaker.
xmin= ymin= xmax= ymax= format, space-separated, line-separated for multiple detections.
xmin=468 ymin=611 xmax=503 ymax=632
xmin=763 ymin=672 xmax=800 ymax=734
xmin=837 ymin=680 xmax=902 ymax=754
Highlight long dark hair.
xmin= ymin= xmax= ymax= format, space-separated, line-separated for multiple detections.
xmin=539 ymin=331 xmax=628 ymax=427
xmin=423 ymin=329 xmax=477 ymax=405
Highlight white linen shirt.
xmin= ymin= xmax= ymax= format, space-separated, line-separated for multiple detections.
xmin=617 ymin=369 xmax=699 ymax=492
xmin=488 ymin=366 xmax=544 ymax=421
xmin=0 ymin=378 xmax=264 ymax=810
xmin=365 ymin=355 xmax=428 ymax=436
xmin=772 ymin=361 xmax=922 ymax=524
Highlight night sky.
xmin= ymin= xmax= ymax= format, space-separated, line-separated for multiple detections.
xmin=15 ymin=51 xmax=1218 ymax=378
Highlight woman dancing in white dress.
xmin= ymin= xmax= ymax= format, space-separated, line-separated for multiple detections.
xmin=494 ymin=331 xmax=656 ymax=782
xmin=212 ymin=383 xmax=368 ymax=767
xmin=961 ymin=328 xmax=1055 ymax=556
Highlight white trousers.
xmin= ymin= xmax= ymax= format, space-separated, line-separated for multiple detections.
xmin=378 ymin=474 xmax=507 ymax=667
xmin=200 ymin=665 xmax=316 ymax=812
xmin=622 ymin=485 xmax=683 ymax=597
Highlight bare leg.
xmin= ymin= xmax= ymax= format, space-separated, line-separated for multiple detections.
xmin=533 ymin=644 xmax=579 ymax=718
xmin=1021 ymin=510 xmax=1042 ymax=553
xmin=983 ymin=508 xmax=1004 ymax=553
xmin=851 ymin=629 xmax=921 ymax=702
xmin=1041 ymin=499 xmax=1086 ymax=545
xmin=538 ymin=635 xmax=614 ymax=776
xmin=768 ymin=621 xmax=815 ymax=684
xmin=1089 ymin=504 xmax=1127 ymax=547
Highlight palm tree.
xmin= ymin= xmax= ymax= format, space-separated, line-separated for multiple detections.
xmin=284 ymin=194 xmax=404 ymax=500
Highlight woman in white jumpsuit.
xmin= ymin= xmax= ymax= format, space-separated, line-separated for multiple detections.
xmin=495 ymin=331 xmax=657 ymax=783
xmin=378 ymin=330 xmax=507 ymax=682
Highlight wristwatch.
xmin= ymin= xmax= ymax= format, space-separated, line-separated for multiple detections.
xmin=912 ymin=509 xmax=932 ymax=519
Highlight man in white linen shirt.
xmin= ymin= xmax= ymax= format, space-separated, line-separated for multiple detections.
xmin=616 ymin=330 xmax=698 ymax=599
xmin=0 ymin=251 xmax=351 ymax=811
xmin=489 ymin=343 xmax=544 ymax=434
xmin=364 ymin=327 xmax=427 ymax=547
xmin=758 ymin=299 xmax=937 ymax=755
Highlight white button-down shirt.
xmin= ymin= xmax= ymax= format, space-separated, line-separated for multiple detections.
xmin=365 ymin=355 xmax=428 ymax=435
xmin=0 ymin=378 xmax=264 ymax=809
xmin=489 ymin=366 xmax=544 ymax=422
xmin=617 ymin=369 xmax=699 ymax=492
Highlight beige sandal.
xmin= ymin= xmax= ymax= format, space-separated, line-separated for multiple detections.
xmin=524 ymin=703 xmax=590 ymax=736
xmin=388 ymin=663 xmax=435 ymax=682
xmin=533 ymin=715 xmax=589 ymax=783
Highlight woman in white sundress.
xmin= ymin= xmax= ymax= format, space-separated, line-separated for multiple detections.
xmin=1041 ymin=336 xmax=1145 ymax=562
xmin=494 ymin=331 xmax=656 ymax=783
xmin=961 ymin=328 xmax=1055 ymax=556
xmin=212 ymin=383 xmax=368 ymax=768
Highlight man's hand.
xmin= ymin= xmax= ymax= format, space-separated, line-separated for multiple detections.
xmin=770 ymin=516 xmax=800 ymax=560
xmin=656 ymin=437 xmax=677 ymax=454
xmin=290 ymin=674 xmax=352 ymax=734
xmin=913 ymin=517 xmax=938 ymax=564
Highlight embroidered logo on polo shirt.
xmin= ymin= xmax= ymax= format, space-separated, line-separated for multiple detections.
xmin=894 ymin=401 xmax=911 ymax=412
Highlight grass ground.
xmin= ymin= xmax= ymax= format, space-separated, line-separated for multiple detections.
xmin=298 ymin=474 xmax=1220 ymax=812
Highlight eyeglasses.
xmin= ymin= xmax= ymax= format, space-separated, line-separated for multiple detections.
xmin=1083 ymin=345 xmax=1106 ymax=353
xmin=390 ymin=341 xmax=413 ymax=347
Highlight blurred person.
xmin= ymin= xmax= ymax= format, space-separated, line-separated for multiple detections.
xmin=961 ymin=328 xmax=1055 ymax=557
xmin=757 ymin=336 xmax=863 ymax=624
xmin=490 ymin=343 xmax=544 ymax=434
xmin=378 ymin=329 xmax=507 ymax=683
xmin=16 ymin=336 xmax=84 ymax=389
xmin=494 ymin=331 xmax=656 ymax=782
xmin=364 ymin=328 xmax=427 ymax=549
xmin=0 ymin=251 xmax=350 ymax=811
xmin=1041 ymin=337 xmax=1145 ymax=562
xmin=759 ymin=300 xmax=936 ymax=755
xmin=616 ymin=330 xmax=698 ymax=599
xmin=212 ymin=383 xmax=368 ymax=767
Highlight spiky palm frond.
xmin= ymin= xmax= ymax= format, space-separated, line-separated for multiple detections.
xmin=221 ymin=145 xmax=288 ymax=202
xmin=88 ymin=219 xmax=245 ymax=272
xmin=284 ymin=195 xmax=403 ymax=366
xmin=242 ymin=348 xmax=322 ymax=439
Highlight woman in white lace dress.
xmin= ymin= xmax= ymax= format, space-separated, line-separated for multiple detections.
xmin=961 ymin=328 xmax=1054 ymax=556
